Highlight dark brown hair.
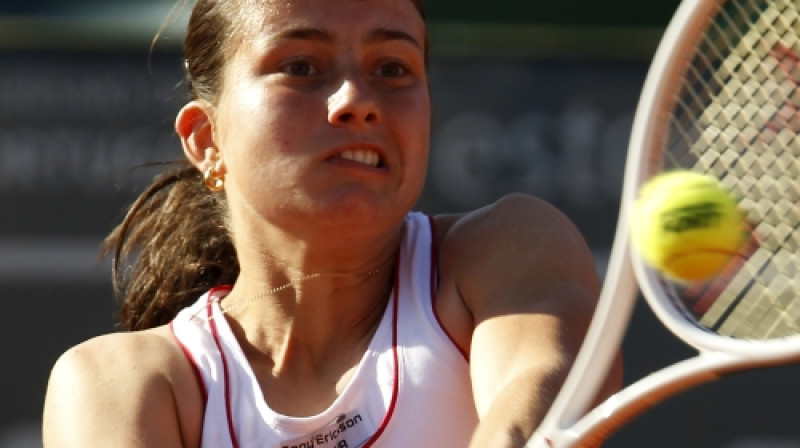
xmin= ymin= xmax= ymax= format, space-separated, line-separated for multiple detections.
xmin=105 ymin=0 xmax=428 ymax=331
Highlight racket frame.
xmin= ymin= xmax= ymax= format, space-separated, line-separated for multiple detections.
xmin=527 ymin=0 xmax=800 ymax=445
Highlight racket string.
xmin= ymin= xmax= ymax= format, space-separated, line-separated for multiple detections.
xmin=661 ymin=0 xmax=800 ymax=339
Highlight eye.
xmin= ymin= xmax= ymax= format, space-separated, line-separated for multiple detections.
xmin=282 ymin=59 xmax=320 ymax=77
xmin=374 ymin=61 xmax=409 ymax=78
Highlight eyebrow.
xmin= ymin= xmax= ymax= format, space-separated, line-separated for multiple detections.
xmin=273 ymin=27 xmax=334 ymax=43
xmin=365 ymin=28 xmax=422 ymax=50
xmin=270 ymin=27 xmax=422 ymax=50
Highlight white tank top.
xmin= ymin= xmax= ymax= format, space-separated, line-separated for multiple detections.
xmin=170 ymin=212 xmax=479 ymax=448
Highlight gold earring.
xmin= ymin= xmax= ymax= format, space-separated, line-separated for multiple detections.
xmin=203 ymin=165 xmax=225 ymax=192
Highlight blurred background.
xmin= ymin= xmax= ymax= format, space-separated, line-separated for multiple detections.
xmin=2 ymin=1 xmax=800 ymax=447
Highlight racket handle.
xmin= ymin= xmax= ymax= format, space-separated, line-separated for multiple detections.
xmin=573 ymin=370 xmax=720 ymax=447
xmin=567 ymin=352 xmax=758 ymax=447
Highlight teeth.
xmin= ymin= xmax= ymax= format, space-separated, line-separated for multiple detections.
xmin=340 ymin=149 xmax=380 ymax=167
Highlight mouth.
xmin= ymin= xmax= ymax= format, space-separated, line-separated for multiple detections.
xmin=337 ymin=148 xmax=384 ymax=168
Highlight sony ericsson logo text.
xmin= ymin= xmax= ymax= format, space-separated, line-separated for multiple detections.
xmin=281 ymin=414 xmax=365 ymax=448
xmin=660 ymin=202 xmax=722 ymax=233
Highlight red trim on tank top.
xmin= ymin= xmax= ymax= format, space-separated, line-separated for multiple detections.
xmin=362 ymin=250 xmax=401 ymax=447
xmin=207 ymin=288 xmax=241 ymax=448
xmin=427 ymin=215 xmax=470 ymax=361
xmin=169 ymin=321 xmax=209 ymax=408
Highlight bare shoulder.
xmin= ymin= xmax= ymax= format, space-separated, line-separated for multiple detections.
xmin=435 ymin=193 xmax=600 ymax=300
xmin=43 ymin=327 xmax=202 ymax=448
xmin=431 ymin=194 xmax=601 ymax=355
xmin=436 ymin=193 xmax=583 ymax=244
xmin=52 ymin=326 xmax=176 ymax=369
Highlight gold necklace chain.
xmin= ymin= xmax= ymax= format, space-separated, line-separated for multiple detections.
xmin=218 ymin=268 xmax=382 ymax=316
xmin=189 ymin=268 xmax=383 ymax=323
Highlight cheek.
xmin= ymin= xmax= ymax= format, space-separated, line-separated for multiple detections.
xmin=219 ymin=98 xmax=305 ymax=161
xmin=396 ymin=101 xmax=430 ymax=194
xmin=401 ymin=95 xmax=431 ymax=161
xmin=266 ymin=95 xmax=324 ymax=146
xmin=392 ymin=87 xmax=430 ymax=138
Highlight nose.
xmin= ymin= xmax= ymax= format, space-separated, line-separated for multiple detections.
xmin=328 ymin=77 xmax=380 ymax=127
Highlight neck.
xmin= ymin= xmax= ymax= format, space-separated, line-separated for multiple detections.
xmin=220 ymin=221 xmax=403 ymax=373
xmin=224 ymin=260 xmax=395 ymax=384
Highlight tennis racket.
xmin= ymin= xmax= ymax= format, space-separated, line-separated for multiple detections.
xmin=526 ymin=0 xmax=800 ymax=446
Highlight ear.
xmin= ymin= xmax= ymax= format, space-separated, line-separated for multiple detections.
xmin=175 ymin=101 xmax=222 ymax=172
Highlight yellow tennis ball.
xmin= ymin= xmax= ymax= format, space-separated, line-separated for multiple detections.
xmin=631 ymin=170 xmax=747 ymax=283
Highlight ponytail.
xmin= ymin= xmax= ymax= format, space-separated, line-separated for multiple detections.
xmin=102 ymin=160 xmax=239 ymax=330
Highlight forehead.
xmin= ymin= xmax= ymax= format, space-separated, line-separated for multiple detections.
xmin=240 ymin=0 xmax=425 ymax=41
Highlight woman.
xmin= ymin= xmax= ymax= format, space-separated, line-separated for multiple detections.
xmin=43 ymin=0 xmax=621 ymax=446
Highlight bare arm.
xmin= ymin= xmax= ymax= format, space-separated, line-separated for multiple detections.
xmin=439 ymin=194 xmax=622 ymax=447
xmin=42 ymin=328 xmax=202 ymax=448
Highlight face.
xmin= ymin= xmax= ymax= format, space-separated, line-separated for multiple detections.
xmin=206 ymin=0 xmax=430 ymax=239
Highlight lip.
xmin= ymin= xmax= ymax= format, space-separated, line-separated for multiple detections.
xmin=324 ymin=142 xmax=389 ymax=171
